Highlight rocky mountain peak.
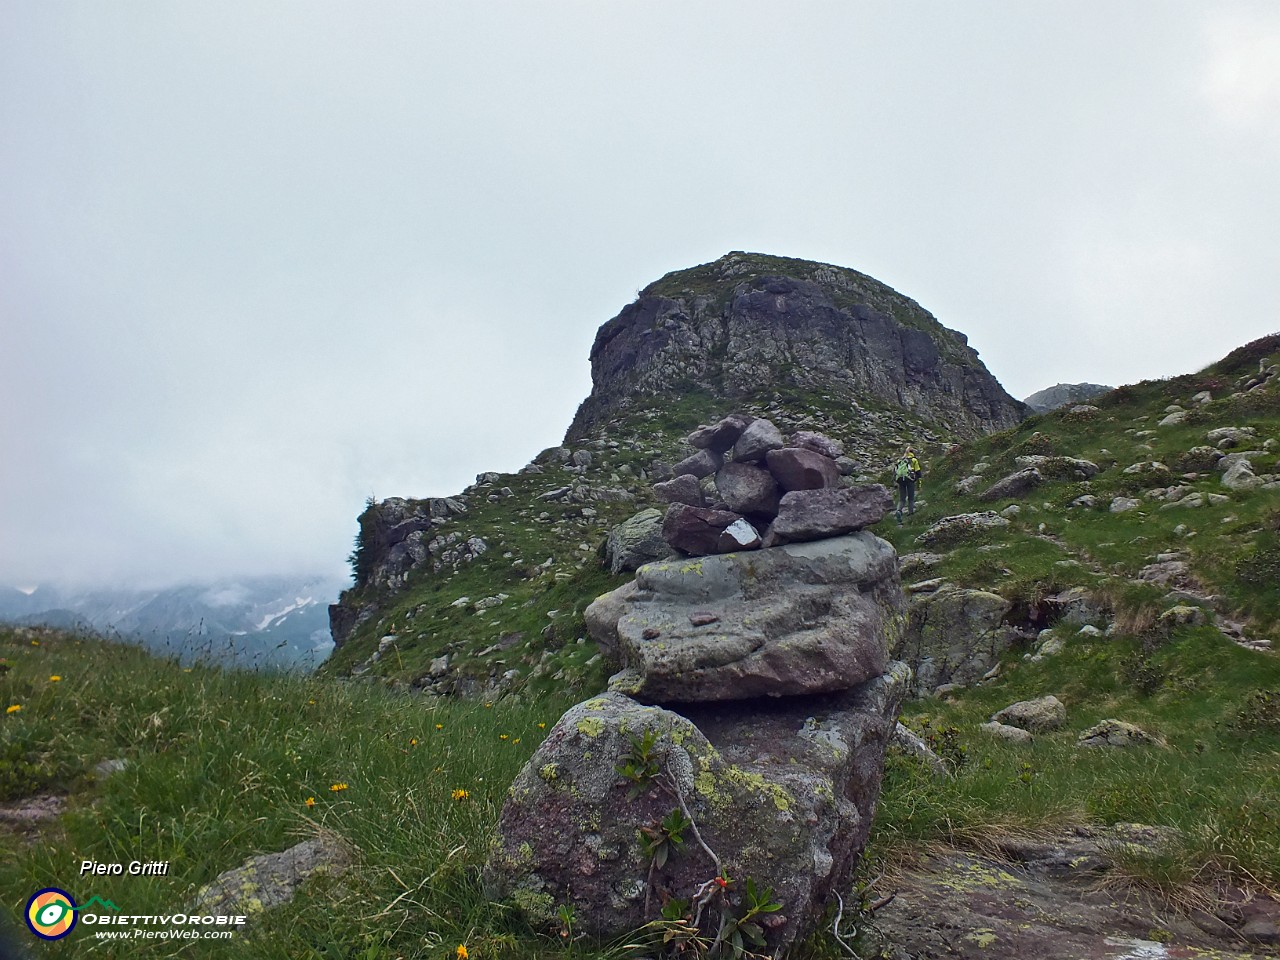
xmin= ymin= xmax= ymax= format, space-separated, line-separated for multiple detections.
xmin=1023 ymin=381 xmax=1114 ymax=413
xmin=568 ymin=252 xmax=1026 ymax=442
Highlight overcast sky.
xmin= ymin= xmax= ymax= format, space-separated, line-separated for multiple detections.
xmin=3 ymin=2 xmax=1278 ymax=590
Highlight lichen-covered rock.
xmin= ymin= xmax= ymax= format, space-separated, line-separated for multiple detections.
xmin=992 ymin=696 xmax=1066 ymax=732
xmin=894 ymin=587 xmax=1017 ymax=698
xmin=585 ymin=532 xmax=901 ymax=702
xmin=604 ymin=509 xmax=675 ymax=574
xmin=1012 ymin=455 xmax=1100 ymax=479
xmin=915 ymin=512 xmax=1010 ymax=547
xmin=979 ymin=720 xmax=1033 ymax=743
xmin=1222 ymin=459 xmax=1264 ymax=491
xmin=979 ymin=467 xmax=1043 ymax=502
xmin=191 ymin=836 xmax=351 ymax=917
xmin=1207 ymin=426 xmax=1256 ymax=448
xmin=486 ymin=665 xmax=908 ymax=953
xmin=1077 ymin=719 xmax=1167 ymax=749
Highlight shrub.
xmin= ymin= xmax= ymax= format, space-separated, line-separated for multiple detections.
xmin=1227 ymin=689 xmax=1280 ymax=736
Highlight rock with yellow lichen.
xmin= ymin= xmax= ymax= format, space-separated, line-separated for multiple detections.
xmin=190 ymin=835 xmax=351 ymax=918
xmin=485 ymin=664 xmax=908 ymax=953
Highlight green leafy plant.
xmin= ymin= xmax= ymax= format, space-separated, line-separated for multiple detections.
xmin=714 ymin=877 xmax=783 ymax=958
xmin=639 ymin=808 xmax=691 ymax=869
xmin=616 ymin=729 xmax=661 ymax=799
xmin=554 ymin=901 xmax=576 ymax=943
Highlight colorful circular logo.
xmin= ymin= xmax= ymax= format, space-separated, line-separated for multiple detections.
xmin=25 ymin=888 xmax=77 ymax=940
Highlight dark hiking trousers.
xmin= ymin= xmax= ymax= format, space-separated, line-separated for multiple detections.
xmin=896 ymin=478 xmax=916 ymax=519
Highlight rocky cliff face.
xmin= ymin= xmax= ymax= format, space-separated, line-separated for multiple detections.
xmin=568 ymin=252 xmax=1026 ymax=442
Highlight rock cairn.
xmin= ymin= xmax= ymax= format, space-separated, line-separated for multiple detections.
xmin=654 ymin=412 xmax=894 ymax=554
xmin=487 ymin=414 xmax=907 ymax=955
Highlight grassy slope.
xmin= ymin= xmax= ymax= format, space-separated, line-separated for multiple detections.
xmin=869 ymin=335 xmax=1280 ymax=891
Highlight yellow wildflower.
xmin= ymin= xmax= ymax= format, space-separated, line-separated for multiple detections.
xmin=5 ymin=705 xmax=20 ymax=714
xmin=436 ymin=723 xmax=443 ymax=730
xmin=499 ymin=734 xmax=509 ymax=741
xmin=513 ymin=738 xmax=521 ymax=744
xmin=451 ymin=788 xmax=470 ymax=801
xmin=537 ymin=722 xmax=546 ymax=729
xmin=31 ymin=640 xmax=39 ymax=646
xmin=305 ymin=797 xmax=316 ymax=808
xmin=329 ymin=783 xmax=349 ymax=792
xmin=49 ymin=675 xmax=62 ymax=682
xmin=456 ymin=946 xmax=469 ymax=960
xmin=410 ymin=738 xmax=418 ymax=746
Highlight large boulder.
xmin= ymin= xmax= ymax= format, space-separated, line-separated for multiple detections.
xmin=765 ymin=485 xmax=894 ymax=545
xmin=486 ymin=664 xmax=909 ymax=953
xmin=915 ymin=512 xmax=1010 ymax=548
xmin=1077 ymin=719 xmax=1167 ymax=749
xmin=894 ymin=587 xmax=1017 ymax=698
xmin=1222 ymin=459 xmax=1264 ymax=491
xmin=766 ymin=447 xmax=842 ymax=491
xmin=604 ymin=509 xmax=675 ymax=574
xmin=992 ymin=696 xmax=1066 ymax=732
xmin=1012 ymin=455 xmax=1100 ymax=480
xmin=586 ymin=532 xmax=901 ymax=702
xmin=979 ymin=467 xmax=1043 ymax=502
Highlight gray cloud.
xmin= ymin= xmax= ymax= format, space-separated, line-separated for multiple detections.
xmin=3 ymin=1 xmax=1277 ymax=587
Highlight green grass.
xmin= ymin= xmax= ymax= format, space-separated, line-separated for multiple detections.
xmin=872 ymin=624 xmax=1280 ymax=889
xmin=1 ymin=627 xmax=581 ymax=959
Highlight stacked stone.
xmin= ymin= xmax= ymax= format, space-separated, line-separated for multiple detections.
xmin=487 ymin=439 xmax=908 ymax=952
xmin=655 ymin=413 xmax=893 ymax=554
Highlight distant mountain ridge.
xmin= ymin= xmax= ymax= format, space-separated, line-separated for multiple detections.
xmin=0 ymin=575 xmax=348 ymax=669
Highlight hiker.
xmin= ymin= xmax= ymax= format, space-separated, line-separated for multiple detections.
xmin=893 ymin=446 xmax=922 ymax=523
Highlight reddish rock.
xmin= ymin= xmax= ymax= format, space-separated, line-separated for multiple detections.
xmin=653 ymin=474 xmax=705 ymax=507
xmin=766 ymin=485 xmax=894 ymax=544
xmin=661 ymin=503 xmax=744 ymax=556
xmin=765 ymin=447 xmax=841 ymax=491
xmin=790 ymin=430 xmax=845 ymax=459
